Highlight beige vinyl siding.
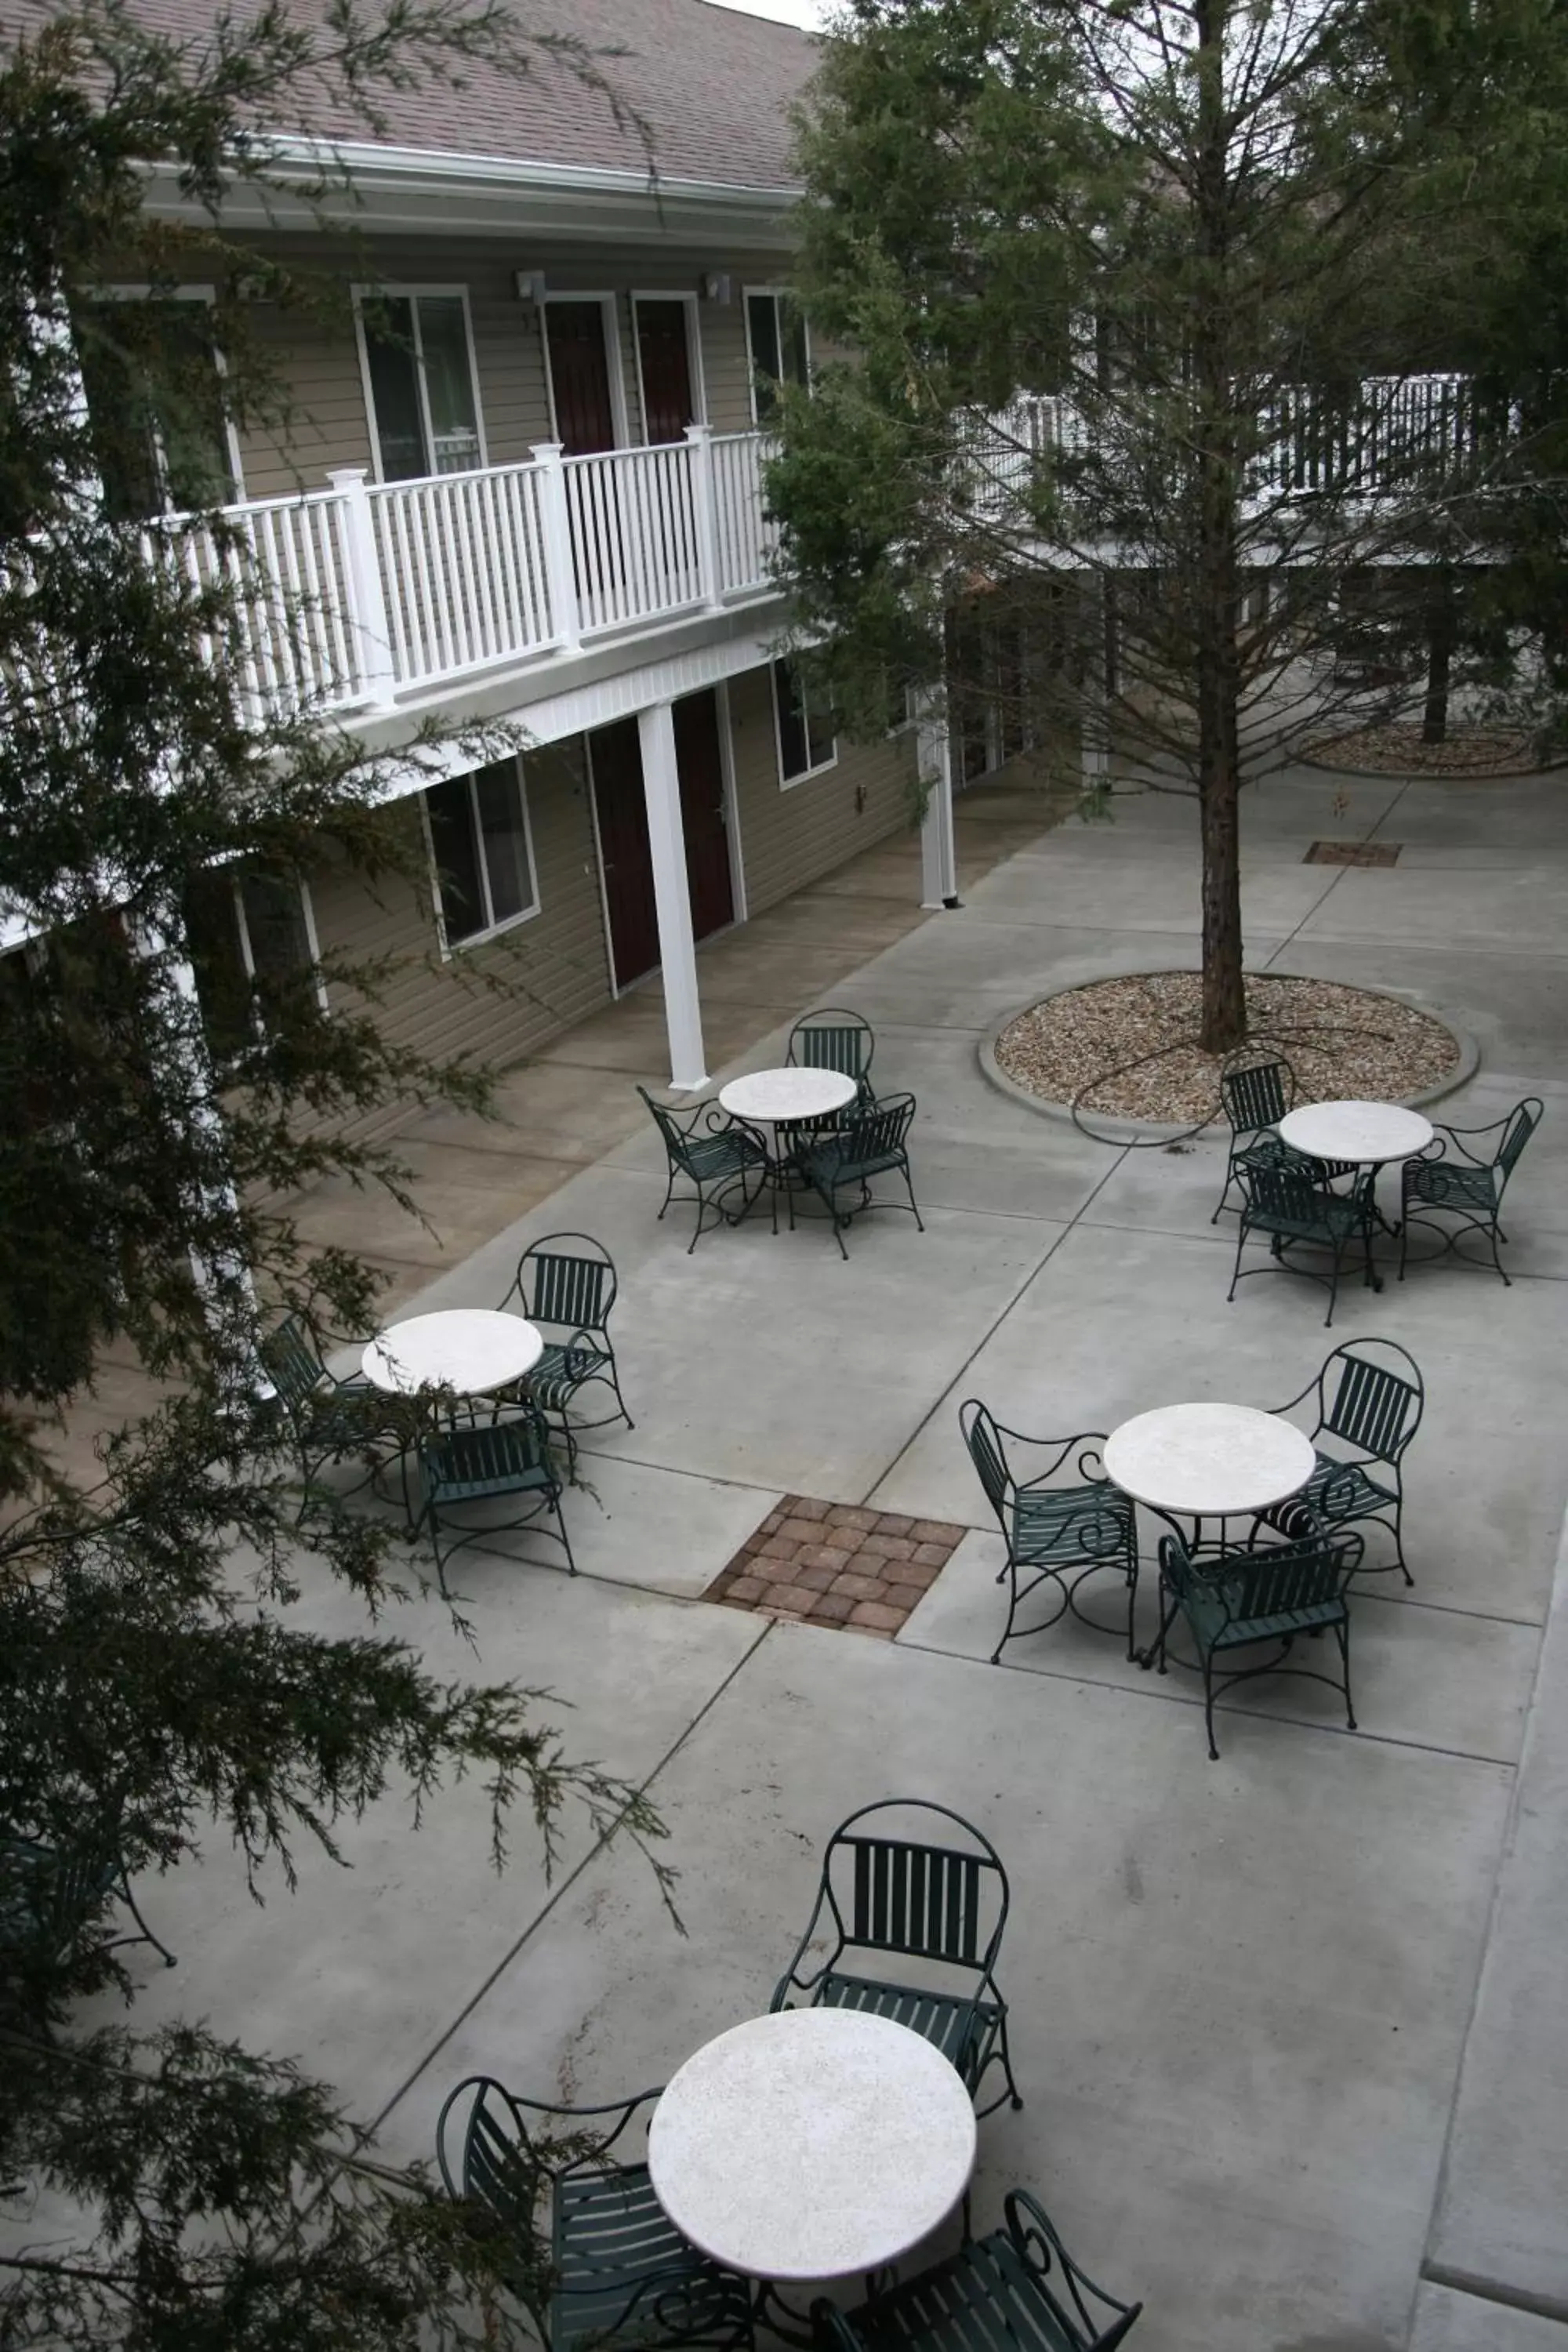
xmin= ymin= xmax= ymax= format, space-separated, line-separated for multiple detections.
xmin=302 ymin=738 xmax=612 ymax=1142
xmin=728 ymin=665 xmax=918 ymax=916
xmin=232 ymin=238 xmax=775 ymax=497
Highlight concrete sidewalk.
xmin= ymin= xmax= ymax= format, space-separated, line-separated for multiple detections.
xmin=90 ymin=757 xmax=1568 ymax=2351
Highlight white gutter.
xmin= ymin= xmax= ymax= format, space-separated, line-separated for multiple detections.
xmin=140 ymin=136 xmax=802 ymax=247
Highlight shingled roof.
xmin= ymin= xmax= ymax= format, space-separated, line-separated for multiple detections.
xmin=122 ymin=0 xmax=819 ymax=190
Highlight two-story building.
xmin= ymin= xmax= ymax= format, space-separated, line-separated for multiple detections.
xmin=107 ymin=0 xmax=967 ymax=1122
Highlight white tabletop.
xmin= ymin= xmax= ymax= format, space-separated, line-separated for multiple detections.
xmin=1104 ymin=1402 xmax=1316 ymax=1519
xmin=1278 ymin=1098 xmax=1435 ymax=1165
xmin=718 ymin=1067 xmax=858 ymax=1126
xmin=648 ymin=2009 xmax=976 ymax=2282
xmin=361 ymin=1308 xmax=544 ymax=1397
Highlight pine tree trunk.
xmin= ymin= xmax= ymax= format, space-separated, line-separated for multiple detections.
xmin=1422 ymin=578 xmax=1454 ymax=743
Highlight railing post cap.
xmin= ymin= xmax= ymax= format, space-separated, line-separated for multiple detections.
xmin=684 ymin=419 xmax=713 ymax=442
xmin=531 ymin=441 xmax=565 ymax=464
xmin=325 ymin=464 xmax=369 ymax=490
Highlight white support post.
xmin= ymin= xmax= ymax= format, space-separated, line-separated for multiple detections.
xmin=326 ymin=466 xmax=396 ymax=708
xmin=916 ymin=695 xmax=959 ymax=909
xmin=1082 ymin=573 xmax=1112 ymax=790
xmin=531 ymin=441 xmax=583 ymax=655
xmin=684 ymin=422 xmax=724 ymax=612
xmin=637 ymin=700 xmax=709 ymax=1091
xmin=133 ymin=910 xmax=262 ymax=1387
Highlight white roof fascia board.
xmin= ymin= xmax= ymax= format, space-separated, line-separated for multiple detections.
xmin=139 ymin=140 xmax=800 ymax=248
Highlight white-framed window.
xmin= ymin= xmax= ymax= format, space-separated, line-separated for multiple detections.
xmin=744 ymin=287 xmax=811 ymax=425
xmin=425 ymin=757 xmax=539 ymax=950
xmin=772 ymin=659 xmax=837 ymax=788
xmin=183 ymin=867 xmax=325 ymax=1058
xmin=354 ymin=286 xmax=486 ymax=482
xmin=74 ymin=285 xmax=242 ymax=519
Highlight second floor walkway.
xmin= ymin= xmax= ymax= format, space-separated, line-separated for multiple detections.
xmin=162 ymin=422 xmax=780 ymax=728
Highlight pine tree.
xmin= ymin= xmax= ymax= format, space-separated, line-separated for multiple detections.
xmin=0 ymin=7 xmax=662 ymax=2340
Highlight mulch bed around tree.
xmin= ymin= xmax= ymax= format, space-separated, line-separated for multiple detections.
xmin=706 ymin=1497 xmax=967 ymax=1639
xmin=1302 ymin=723 xmax=1548 ymax=775
xmin=994 ymin=971 xmax=1461 ymax=1125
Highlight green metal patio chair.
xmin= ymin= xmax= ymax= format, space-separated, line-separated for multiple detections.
xmin=1211 ymin=1051 xmax=1355 ymax=1224
xmin=436 ymin=2076 xmax=756 ymax=2352
xmin=1229 ymin=1159 xmax=1377 ymax=1327
xmin=0 ymin=1826 xmax=176 ymax=1983
xmin=417 ymin=1399 xmax=575 ymax=1594
xmin=811 ymin=2187 xmax=1142 ymax=2351
xmin=499 ymin=1232 xmax=631 ymax=1461
xmin=1211 ymin=1051 xmax=1294 ymax=1224
xmin=637 ymin=1086 xmax=768 ymax=1254
xmin=771 ymin=1798 xmax=1022 ymax=2116
xmin=1399 ymin=1096 xmax=1543 ymax=1285
xmin=959 ymin=1399 xmax=1140 ymax=1661
xmin=259 ymin=1312 xmax=412 ymax=1494
xmin=786 ymin=1007 xmax=877 ymax=1102
xmin=1254 ymin=1338 xmax=1424 ymax=1583
xmin=797 ymin=1092 xmax=923 ymax=1259
xmin=1154 ymin=1526 xmax=1364 ymax=1759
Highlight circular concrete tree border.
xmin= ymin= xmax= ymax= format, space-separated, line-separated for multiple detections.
xmin=1298 ymin=731 xmax=1563 ymax=781
xmin=978 ymin=967 xmax=1480 ymax=1142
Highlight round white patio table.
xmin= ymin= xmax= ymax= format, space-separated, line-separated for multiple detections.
xmin=648 ymin=2008 xmax=976 ymax=2285
xmin=718 ymin=1066 xmax=859 ymax=1127
xmin=1277 ymin=1098 xmax=1434 ymax=1166
xmin=360 ymin=1308 xmax=543 ymax=1398
xmin=1104 ymin=1401 xmax=1316 ymax=1521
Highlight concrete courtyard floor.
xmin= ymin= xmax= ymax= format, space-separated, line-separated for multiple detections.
xmin=93 ymin=756 xmax=1568 ymax=2351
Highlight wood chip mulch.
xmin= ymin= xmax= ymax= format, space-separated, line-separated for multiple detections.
xmin=706 ymin=1497 xmax=967 ymax=1639
xmin=1304 ymin=724 xmax=1548 ymax=776
xmin=995 ymin=971 xmax=1460 ymax=1124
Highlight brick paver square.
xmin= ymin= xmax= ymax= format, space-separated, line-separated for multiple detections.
xmin=704 ymin=1494 xmax=967 ymax=1637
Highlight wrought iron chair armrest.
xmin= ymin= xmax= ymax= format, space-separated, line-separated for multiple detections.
xmin=1425 ymin=1117 xmax=1504 ymax=1167
xmin=1263 ymin=1377 xmax=1316 ymax=1419
xmin=1004 ymin=2187 xmax=1141 ymax=2340
xmin=771 ymin=1903 xmax=835 ymax=2004
xmin=809 ymin=2298 xmax=867 ymax=2348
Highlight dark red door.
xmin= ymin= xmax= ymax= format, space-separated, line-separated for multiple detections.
xmin=636 ymin=301 xmax=695 ymax=445
xmin=546 ymin=303 xmax=617 ymax=455
xmin=674 ymin=690 xmax=735 ymax=941
xmin=590 ymin=719 xmax=659 ymax=988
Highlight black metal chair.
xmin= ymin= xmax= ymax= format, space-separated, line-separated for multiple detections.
xmin=259 ymin=1312 xmax=412 ymax=1491
xmin=1229 ymin=1159 xmax=1377 ymax=1327
xmin=417 ymin=1400 xmax=575 ymax=1594
xmin=1211 ymin=1051 xmax=1356 ymax=1224
xmin=811 ymin=2188 xmax=1142 ymax=2350
xmin=1399 ymin=1097 xmax=1543 ymax=1285
xmin=771 ymin=1798 xmax=1022 ymax=2117
xmin=1255 ymin=1338 xmax=1424 ymax=1583
xmin=637 ymin=1086 xmax=768 ymax=1254
xmin=787 ymin=1007 xmax=877 ymax=1103
xmin=1211 ymin=1051 xmax=1295 ymax=1224
xmin=0 ymin=1828 xmax=176 ymax=1979
xmin=499 ymin=1233 xmax=631 ymax=1461
xmin=959 ymin=1400 xmax=1140 ymax=1661
xmin=1155 ymin=1527 xmax=1364 ymax=1759
xmin=436 ymin=2077 xmax=756 ymax=2351
xmin=797 ymin=1093 xmax=923 ymax=1259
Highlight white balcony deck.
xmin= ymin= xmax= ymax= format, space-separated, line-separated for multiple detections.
xmin=156 ymin=425 xmax=781 ymax=728
xmin=152 ymin=374 xmax=1501 ymax=731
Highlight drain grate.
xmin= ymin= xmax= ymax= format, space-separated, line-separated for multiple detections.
xmin=1305 ymin=840 xmax=1402 ymax=867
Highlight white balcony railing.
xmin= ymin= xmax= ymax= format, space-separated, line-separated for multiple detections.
xmin=164 ymin=423 xmax=781 ymax=727
xmin=973 ymin=372 xmax=1502 ymax=510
